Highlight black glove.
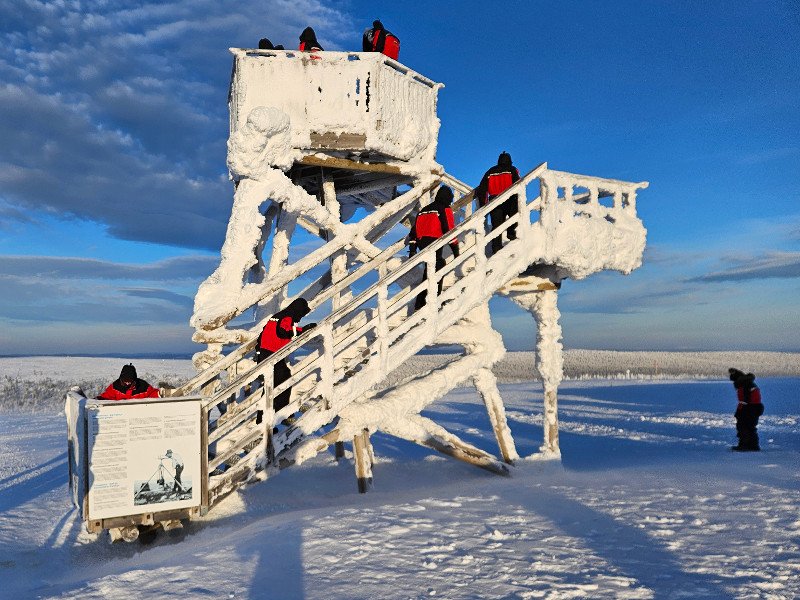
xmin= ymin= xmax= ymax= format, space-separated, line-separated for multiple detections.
xmin=304 ymin=322 xmax=317 ymax=330
xmin=408 ymin=245 xmax=416 ymax=258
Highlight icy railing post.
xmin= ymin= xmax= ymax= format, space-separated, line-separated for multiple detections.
xmin=538 ymin=172 xmax=558 ymax=262
xmin=377 ymin=284 xmax=389 ymax=375
xmin=425 ymin=252 xmax=437 ymax=320
xmin=512 ymin=182 xmax=526 ymax=247
xmin=320 ymin=323 xmax=335 ymax=410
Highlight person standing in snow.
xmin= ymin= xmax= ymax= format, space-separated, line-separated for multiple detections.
xmin=475 ymin=151 xmax=521 ymax=255
xmin=98 ymin=363 xmax=160 ymax=400
xmin=162 ymin=449 xmax=184 ymax=493
xmin=728 ymin=368 xmax=764 ymax=451
xmin=256 ymin=298 xmax=316 ymax=415
xmin=362 ymin=20 xmax=400 ymax=60
xmin=409 ymin=185 xmax=460 ymax=310
xmin=298 ymin=27 xmax=323 ymax=52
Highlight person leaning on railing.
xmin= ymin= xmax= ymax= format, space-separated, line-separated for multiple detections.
xmin=97 ymin=363 xmax=160 ymax=400
xmin=362 ymin=19 xmax=400 ymax=60
xmin=254 ymin=298 xmax=316 ymax=423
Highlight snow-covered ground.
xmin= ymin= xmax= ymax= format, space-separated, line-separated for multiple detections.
xmin=2 ymin=350 xmax=798 ymax=411
xmin=0 ymin=357 xmax=798 ymax=599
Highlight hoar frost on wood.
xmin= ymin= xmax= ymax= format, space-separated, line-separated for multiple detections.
xmin=170 ymin=49 xmax=648 ymax=509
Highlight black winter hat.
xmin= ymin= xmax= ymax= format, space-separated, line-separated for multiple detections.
xmin=259 ymin=38 xmax=274 ymax=50
xmin=728 ymin=367 xmax=744 ymax=382
xmin=120 ymin=363 xmax=137 ymax=382
xmin=284 ymin=297 xmax=311 ymax=319
xmin=300 ymin=27 xmax=318 ymax=43
xmin=434 ymin=185 xmax=454 ymax=205
xmin=498 ymin=151 xmax=512 ymax=167
xmin=373 ymin=20 xmax=384 ymax=29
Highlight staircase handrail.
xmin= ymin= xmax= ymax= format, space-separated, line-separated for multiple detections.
xmin=202 ymin=163 xmax=549 ymax=411
xmin=171 ymin=178 xmax=440 ymax=396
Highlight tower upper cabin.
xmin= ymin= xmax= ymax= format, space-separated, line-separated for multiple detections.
xmin=228 ymin=49 xmax=443 ymax=169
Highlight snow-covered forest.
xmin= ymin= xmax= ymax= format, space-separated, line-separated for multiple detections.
xmin=1 ymin=351 xmax=797 ymax=412
xmin=0 ymin=354 xmax=798 ymax=598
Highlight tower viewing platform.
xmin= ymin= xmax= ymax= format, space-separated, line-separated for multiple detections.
xmin=228 ymin=49 xmax=442 ymax=166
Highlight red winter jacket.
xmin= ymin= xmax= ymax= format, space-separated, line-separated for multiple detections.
xmin=98 ymin=378 xmax=160 ymax=400
xmin=362 ymin=24 xmax=400 ymax=60
xmin=412 ymin=206 xmax=455 ymax=241
xmin=259 ymin=316 xmax=305 ymax=353
xmin=476 ymin=165 xmax=520 ymax=206
xmin=409 ymin=204 xmax=458 ymax=255
xmin=736 ymin=385 xmax=762 ymax=413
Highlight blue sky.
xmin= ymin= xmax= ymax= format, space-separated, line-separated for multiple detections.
xmin=0 ymin=0 xmax=798 ymax=355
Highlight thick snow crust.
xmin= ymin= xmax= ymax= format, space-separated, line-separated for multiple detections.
xmin=537 ymin=170 xmax=647 ymax=280
xmin=228 ymin=50 xmax=442 ymax=163
xmin=1 ymin=369 xmax=798 ymax=599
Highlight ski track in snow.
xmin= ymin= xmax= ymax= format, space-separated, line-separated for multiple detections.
xmin=0 ymin=364 xmax=798 ymax=599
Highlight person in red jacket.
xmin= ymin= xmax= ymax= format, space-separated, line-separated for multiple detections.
xmin=362 ymin=20 xmax=400 ymax=60
xmin=728 ymin=368 xmax=764 ymax=451
xmin=98 ymin=364 xmax=160 ymax=400
xmin=298 ymin=27 xmax=323 ymax=52
xmin=256 ymin=298 xmax=316 ymax=413
xmin=409 ymin=186 xmax=460 ymax=310
xmin=475 ymin=151 xmax=521 ymax=255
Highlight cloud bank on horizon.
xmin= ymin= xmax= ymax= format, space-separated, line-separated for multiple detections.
xmin=0 ymin=0 xmax=798 ymax=355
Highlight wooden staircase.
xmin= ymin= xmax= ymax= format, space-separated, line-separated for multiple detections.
xmin=167 ymin=162 xmax=647 ymax=512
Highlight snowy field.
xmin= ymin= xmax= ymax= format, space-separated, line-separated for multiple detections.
xmin=0 ymin=356 xmax=798 ymax=599
xmin=2 ymin=350 xmax=798 ymax=412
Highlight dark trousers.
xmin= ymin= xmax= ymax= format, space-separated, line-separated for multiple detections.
xmin=173 ymin=465 xmax=183 ymax=491
xmin=735 ymin=404 xmax=764 ymax=449
xmin=488 ymin=194 xmax=518 ymax=254
xmin=414 ymin=240 xmax=447 ymax=310
xmin=257 ymin=351 xmax=293 ymax=412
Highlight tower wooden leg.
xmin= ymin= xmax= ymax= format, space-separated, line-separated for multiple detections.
xmin=474 ymin=367 xmax=519 ymax=463
xmin=509 ymin=287 xmax=563 ymax=457
xmin=353 ymin=429 xmax=373 ymax=493
xmin=334 ymin=441 xmax=345 ymax=460
xmin=532 ymin=289 xmax=563 ymax=456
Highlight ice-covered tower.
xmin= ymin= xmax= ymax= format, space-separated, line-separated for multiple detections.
xmin=192 ymin=49 xmax=443 ymax=357
xmin=182 ymin=47 xmax=647 ymax=495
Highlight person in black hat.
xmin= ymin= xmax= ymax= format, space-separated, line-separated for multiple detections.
xmin=409 ymin=185 xmax=460 ymax=310
xmin=362 ymin=19 xmax=400 ymax=59
xmin=256 ymin=298 xmax=316 ymax=413
xmin=98 ymin=363 xmax=160 ymax=400
xmin=298 ymin=27 xmax=323 ymax=52
xmin=728 ymin=368 xmax=764 ymax=451
xmin=475 ymin=152 xmax=521 ymax=255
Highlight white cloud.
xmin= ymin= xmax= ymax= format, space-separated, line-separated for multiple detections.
xmin=0 ymin=0 xmax=356 ymax=249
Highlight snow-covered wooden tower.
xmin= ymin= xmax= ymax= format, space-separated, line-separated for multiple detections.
xmin=66 ymin=47 xmax=647 ymax=540
xmin=186 ymin=46 xmax=647 ymax=490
